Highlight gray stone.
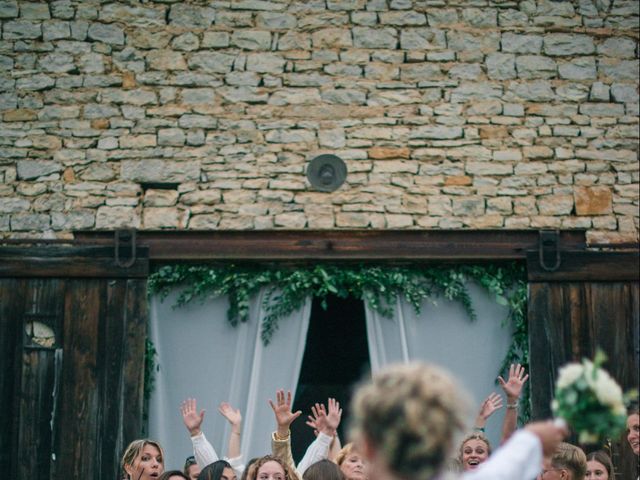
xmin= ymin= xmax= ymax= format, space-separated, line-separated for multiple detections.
xmin=38 ymin=105 xmax=80 ymax=120
xmin=556 ymin=84 xmax=590 ymax=102
xmin=352 ymin=11 xmax=377 ymax=26
xmin=219 ymin=87 xmax=269 ymax=103
xmin=97 ymin=137 xmax=118 ymax=150
xmin=506 ymin=81 xmax=555 ymax=102
xmin=451 ymin=83 xmax=503 ymax=103
xmin=0 ymin=1 xmax=18 ymax=18
xmin=0 ymin=55 xmax=13 ymax=70
xmin=101 ymin=89 xmax=157 ymax=105
xmin=95 ymin=206 xmax=140 ymax=229
xmin=17 ymin=160 xmax=63 ymax=179
xmin=188 ymin=52 xmax=235 ymax=73
xmin=37 ymin=52 xmax=74 ymax=73
xmin=202 ymin=32 xmax=230 ymax=49
xmin=121 ymin=160 xmax=200 ymax=182
xmin=84 ymin=104 xmax=119 ymax=118
xmin=51 ymin=210 xmax=95 ymax=230
xmin=400 ymin=63 xmax=441 ymax=81
xmin=498 ymin=9 xmax=529 ymax=27
xmin=501 ymin=33 xmax=543 ymax=54
xmin=269 ymin=89 xmax=321 ymax=105
xmin=605 ymin=16 xmax=639 ymax=28
xmin=257 ymin=11 xmax=297 ymax=29
xmin=231 ymin=0 xmax=286 ymax=11
xmin=181 ymin=88 xmax=215 ymax=104
xmin=20 ymin=2 xmax=50 ymax=19
xmin=128 ymin=29 xmax=171 ymax=49
xmin=598 ymin=59 xmax=639 ymax=81
xmin=98 ymin=3 xmax=166 ymax=27
xmin=172 ymin=33 xmax=200 ymax=51
xmin=590 ymin=82 xmax=610 ymax=102
xmin=327 ymin=0 xmax=365 ymax=10
xmin=312 ymin=28 xmax=352 ymax=48
xmin=447 ymin=31 xmax=500 ymax=53
xmin=462 ymin=8 xmax=497 ymax=27
xmin=598 ymin=37 xmax=638 ymax=58
xmin=321 ymin=89 xmax=367 ymax=104
xmin=579 ymin=103 xmax=625 ymax=116
xmin=543 ymin=34 xmax=595 ymax=56
xmin=216 ymin=11 xmax=254 ymax=28
xmin=158 ymin=128 xmax=186 ymax=146
xmin=449 ymin=63 xmax=482 ymax=80
xmin=11 ymin=213 xmax=50 ymax=231
xmin=246 ymin=53 xmax=286 ymax=74
xmin=43 ymin=20 xmax=70 ymax=40
xmin=178 ymin=114 xmax=217 ymax=129
xmin=379 ymin=11 xmax=427 ymax=25
xmin=16 ymin=74 xmax=55 ymax=90
xmin=278 ymin=31 xmax=311 ymax=50
xmin=399 ymin=28 xmax=446 ymax=50
xmin=224 ymin=71 xmax=260 ymax=87
xmin=409 ymin=126 xmax=463 ymax=139
xmin=353 ymin=27 xmax=397 ymax=49
xmin=324 ymin=63 xmax=362 ymax=76
xmin=147 ymin=50 xmax=187 ymax=71
xmin=87 ymin=23 xmax=124 ymax=45
xmin=70 ymin=20 xmax=88 ymax=40
xmin=516 ymin=55 xmax=557 ymax=79
xmin=169 ymin=4 xmax=215 ymax=27
xmin=285 ymin=73 xmax=331 ymax=87
xmin=265 ymin=129 xmax=315 ymax=143
xmin=81 ymin=163 xmax=116 ymax=181
xmin=558 ymin=57 xmax=596 ymax=80
xmin=0 ymin=93 xmax=18 ymax=111
xmin=83 ymin=75 xmax=123 ymax=88
xmin=318 ymin=128 xmax=346 ymax=148
xmin=611 ymin=84 xmax=638 ymax=103
xmin=0 ymin=198 xmax=29 ymax=214
xmin=232 ymin=30 xmax=272 ymax=50
xmin=79 ymin=53 xmax=105 ymax=73
xmin=2 ymin=20 xmax=41 ymax=39
xmin=486 ymin=53 xmax=516 ymax=80
xmin=427 ymin=9 xmax=458 ymax=25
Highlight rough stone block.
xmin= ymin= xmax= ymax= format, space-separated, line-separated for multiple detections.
xmin=486 ymin=53 xmax=516 ymax=80
xmin=121 ymin=160 xmax=200 ymax=182
xmin=537 ymin=195 xmax=574 ymax=215
xmin=147 ymin=50 xmax=187 ymax=71
xmin=353 ymin=27 xmax=397 ymax=49
xmin=597 ymin=37 xmax=637 ymax=58
xmin=516 ymin=55 xmax=557 ymax=79
xmin=96 ymin=206 xmax=140 ymax=229
xmin=10 ymin=213 xmax=50 ymax=231
xmin=574 ymin=186 xmax=613 ymax=215
xmin=168 ymin=4 xmax=215 ymax=27
xmin=87 ymin=22 xmax=124 ymax=45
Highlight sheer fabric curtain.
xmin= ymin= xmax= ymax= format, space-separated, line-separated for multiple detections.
xmin=364 ymin=282 xmax=512 ymax=447
xmin=148 ymin=289 xmax=312 ymax=470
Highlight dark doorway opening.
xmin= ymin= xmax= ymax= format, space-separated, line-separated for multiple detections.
xmin=290 ymin=294 xmax=370 ymax=462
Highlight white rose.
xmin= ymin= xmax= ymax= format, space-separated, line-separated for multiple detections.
xmin=593 ymin=371 xmax=623 ymax=407
xmin=557 ymin=363 xmax=584 ymax=390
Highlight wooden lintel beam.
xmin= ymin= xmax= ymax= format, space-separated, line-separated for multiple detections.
xmin=71 ymin=230 xmax=589 ymax=262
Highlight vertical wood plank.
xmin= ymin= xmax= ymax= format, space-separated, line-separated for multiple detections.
xmin=0 ymin=279 xmax=23 ymax=478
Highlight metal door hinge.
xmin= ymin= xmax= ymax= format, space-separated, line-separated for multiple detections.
xmin=538 ymin=230 xmax=561 ymax=272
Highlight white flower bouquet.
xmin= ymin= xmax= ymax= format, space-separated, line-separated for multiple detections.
xmin=552 ymin=351 xmax=630 ymax=444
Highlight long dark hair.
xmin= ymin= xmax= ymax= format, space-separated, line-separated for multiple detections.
xmin=198 ymin=460 xmax=233 ymax=480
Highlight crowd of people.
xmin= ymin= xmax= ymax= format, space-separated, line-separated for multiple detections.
xmin=120 ymin=363 xmax=640 ymax=480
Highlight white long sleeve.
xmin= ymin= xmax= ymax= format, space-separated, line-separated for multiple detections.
xmin=191 ymin=432 xmax=219 ymax=468
xmin=191 ymin=432 xmax=246 ymax=476
xmin=462 ymin=430 xmax=542 ymax=480
xmin=295 ymin=432 xmax=333 ymax=477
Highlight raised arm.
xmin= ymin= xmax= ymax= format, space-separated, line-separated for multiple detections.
xmin=218 ymin=402 xmax=242 ymax=459
xmin=181 ymin=398 xmax=219 ymax=467
xmin=473 ymin=392 xmax=503 ymax=431
xmin=269 ymin=390 xmax=301 ymax=470
xmin=297 ymin=398 xmax=342 ymax=476
xmin=498 ymin=363 xmax=529 ymax=443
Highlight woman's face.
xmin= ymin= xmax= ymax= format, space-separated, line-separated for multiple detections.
xmin=461 ymin=439 xmax=489 ymax=471
xmin=340 ymin=452 xmax=367 ymax=480
xmin=125 ymin=444 xmax=164 ymax=480
xmin=222 ymin=467 xmax=237 ymax=480
xmin=186 ymin=464 xmax=201 ymax=480
xmin=257 ymin=461 xmax=285 ymax=480
xmin=628 ymin=413 xmax=639 ymax=455
xmin=586 ymin=459 xmax=609 ymax=480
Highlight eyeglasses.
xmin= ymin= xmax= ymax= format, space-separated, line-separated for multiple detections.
xmin=184 ymin=456 xmax=196 ymax=466
xmin=542 ymin=468 xmax=562 ymax=475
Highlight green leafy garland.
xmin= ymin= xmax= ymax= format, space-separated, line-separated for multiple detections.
xmin=148 ymin=262 xmax=529 ymax=420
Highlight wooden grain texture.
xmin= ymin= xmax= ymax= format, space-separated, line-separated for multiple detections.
xmin=529 ymin=281 xmax=639 ymax=480
xmin=75 ymin=229 xmax=588 ymax=260
xmin=0 ymin=246 xmax=148 ymax=278
xmin=527 ymin=250 xmax=640 ymax=281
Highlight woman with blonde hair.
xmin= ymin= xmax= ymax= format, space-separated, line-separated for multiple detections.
xmin=335 ymin=443 xmax=367 ymax=480
xmin=350 ymin=362 xmax=566 ymax=480
xmin=244 ymin=455 xmax=298 ymax=480
xmin=540 ymin=442 xmax=587 ymax=480
xmin=121 ymin=439 xmax=165 ymax=480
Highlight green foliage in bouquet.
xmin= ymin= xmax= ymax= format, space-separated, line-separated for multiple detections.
xmin=552 ymin=351 xmax=631 ymax=445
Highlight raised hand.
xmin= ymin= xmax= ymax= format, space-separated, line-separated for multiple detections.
xmin=325 ymin=398 xmax=342 ymax=434
xmin=306 ymin=398 xmax=342 ymax=437
xmin=181 ymin=397 xmax=205 ymax=437
xmin=478 ymin=392 xmax=503 ymax=421
xmin=269 ymin=389 xmax=302 ymax=437
xmin=218 ymin=402 xmax=242 ymax=429
xmin=498 ymin=363 xmax=529 ymax=401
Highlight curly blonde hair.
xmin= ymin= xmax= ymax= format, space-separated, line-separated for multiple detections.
xmin=350 ymin=362 xmax=470 ymax=480
xmin=245 ymin=455 xmax=300 ymax=480
xmin=458 ymin=432 xmax=492 ymax=461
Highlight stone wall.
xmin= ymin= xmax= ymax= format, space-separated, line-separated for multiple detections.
xmin=0 ymin=0 xmax=638 ymax=245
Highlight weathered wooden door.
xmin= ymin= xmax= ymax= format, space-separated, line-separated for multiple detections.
xmin=528 ymin=250 xmax=639 ymax=479
xmin=0 ymin=246 xmax=148 ymax=480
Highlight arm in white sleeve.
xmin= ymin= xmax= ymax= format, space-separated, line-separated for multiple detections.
xmin=462 ymin=430 xmax=542 ymax=480
xmin=225 ymin=455 xmax=246 ymax=478
xmin=191 ymin=431 xmax=220 ymax=468
xmin=296 ymin=432 xmax=333 ymax=477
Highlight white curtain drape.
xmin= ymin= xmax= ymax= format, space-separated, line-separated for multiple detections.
xmin=364 ymin=282 xmax=513 ymax=447
xmin=148 ymin=289 xmax=312 ymax=470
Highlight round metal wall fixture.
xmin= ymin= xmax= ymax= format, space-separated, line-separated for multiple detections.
xmin=307 ymin=154 xmax=347 ymax=192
